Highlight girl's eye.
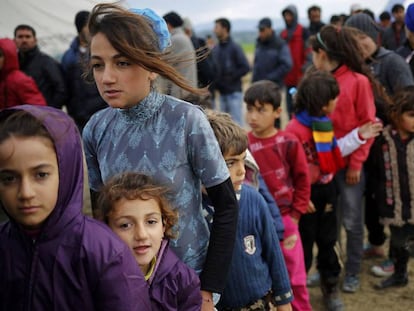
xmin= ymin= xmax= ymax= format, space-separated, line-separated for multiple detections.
xmin=36 ymin=172 xmax=49 ymax=179
xmin=117 ymin=61 xmax=130 ymax=67
xmin=225 ymin=161 xmax=234 ymax=168
xmin=119 ymin=222 xmax=133 ymax=230
xmin=0 ymin=174 xmax=16 ymax=185
xmin=147 ymin=219 xmax=159 ymax=225
xmin=91 ymin=63 xmax=102 ymax=70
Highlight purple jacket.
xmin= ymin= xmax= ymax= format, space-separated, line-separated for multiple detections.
xmin=0 ymin=105 xmax=152 ymax=310
xmin=149 ymin=240 xmax=202 ymax=310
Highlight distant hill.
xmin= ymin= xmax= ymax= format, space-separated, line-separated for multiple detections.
xmin=194 ymin=17 xmax=309 ymax=46
xmin=194 ymin=17 xmax=310 ymax=33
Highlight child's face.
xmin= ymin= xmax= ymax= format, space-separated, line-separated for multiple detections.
xmin=108 ymin=197 xmax=165 ymax=275
xmin=224 ymin=150 xmax=246 ymax=192
xmin=246 ymin=101 xmax=281 ymax=138
xmin=90 ymin=32 xmax=157 ymax=109
xmin=0 ymin=136 xmax=59 ymax=230
xmin=397 ymin=110 xmax=414 ymax=139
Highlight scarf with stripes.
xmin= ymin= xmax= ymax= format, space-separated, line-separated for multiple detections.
xmin=296 ymin=110 xmax=344 ymax=174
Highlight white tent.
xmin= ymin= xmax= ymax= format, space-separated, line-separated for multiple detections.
xmin=0 ymin=0 xmax=110 ymax=58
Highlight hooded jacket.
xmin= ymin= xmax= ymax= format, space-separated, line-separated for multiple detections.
xmin=148 ymin=239 xmax=201 ymax=310
xmin=0 ymin=38 xmax=46 ymax=109
xmin=280 ymin=5 xmax=309 ymax=86
xmin=0 ymin=105 xmax=151 ymax=310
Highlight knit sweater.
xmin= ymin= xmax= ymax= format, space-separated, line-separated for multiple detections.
xmin=248 ymin=130 xmax=310 ymax=219
xmin=218 ymin=184 xmax=293 ymax=308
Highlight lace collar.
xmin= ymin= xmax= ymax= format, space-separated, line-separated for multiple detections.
xmin=118 ymin=91 xmax=165 ymax=124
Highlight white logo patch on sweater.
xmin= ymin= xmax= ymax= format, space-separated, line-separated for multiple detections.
xmin=243 ymin=235 xmax=256 ymax=255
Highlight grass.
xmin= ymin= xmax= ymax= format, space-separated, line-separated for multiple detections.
xmin=241 ymin=42 xmax=255 ymax=54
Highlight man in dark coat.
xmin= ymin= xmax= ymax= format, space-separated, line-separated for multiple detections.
xmin=14 ymin=24 xmax=67 ymax=108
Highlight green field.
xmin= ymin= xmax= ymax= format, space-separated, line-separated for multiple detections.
xmin=241 ymin=42 xmax=255 ymax=54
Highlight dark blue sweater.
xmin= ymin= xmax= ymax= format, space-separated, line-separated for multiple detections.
xmin=218 ymin=184 xmax=293 ymax=308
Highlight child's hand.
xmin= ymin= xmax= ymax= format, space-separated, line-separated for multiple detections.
xmin=276 ymin=303 xmax=292 ymax=311
xmin=200 ymin=290 xmax=215 ymax=311
xmin=283 ymin=233 xmax=298 ymax=250
xmin=307 ymin=200 xmax=316 ymax=214
xmin=358 ymin=120 xmax=383 ymax=140
xmin=346 ymin=168 xmax=361 ymax=185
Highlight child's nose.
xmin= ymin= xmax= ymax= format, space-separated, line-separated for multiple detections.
xmin=102 ymin=66 xmax=116 ymax=84
xmin=18 ymin=178 xmax=35 ymax=200
xmin=134 ymin=224 xmax=148 ymax=240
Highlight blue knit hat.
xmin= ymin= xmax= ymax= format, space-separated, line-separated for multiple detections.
xmin=405 ymin=3 xmax=414 ymax=32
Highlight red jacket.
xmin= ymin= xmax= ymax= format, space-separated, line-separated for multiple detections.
xmin=280 ymin=24 xmax=307 ymax=86
xmin=248 ymin=130 xmax=310 ymax=219
xmin=0 ymin=38 xmax=46 ymax=108
xmin=330 ymin=65 xmax=376 ymax=171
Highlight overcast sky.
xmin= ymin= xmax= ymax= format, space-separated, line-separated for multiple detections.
xmin=125 ymin=0 xmax=408 ymax=25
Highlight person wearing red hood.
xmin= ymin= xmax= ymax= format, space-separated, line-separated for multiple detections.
xmin=0 ymin=38 xmax=46 ymax=109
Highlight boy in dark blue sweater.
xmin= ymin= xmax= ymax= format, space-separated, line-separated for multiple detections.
xmin=206 ymin=110 xmax=293 ymax=310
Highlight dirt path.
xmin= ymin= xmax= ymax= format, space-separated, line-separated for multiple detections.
xmin=307 ymin=237 xmax=414 ymax=310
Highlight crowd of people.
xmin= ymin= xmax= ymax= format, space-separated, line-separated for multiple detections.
xmin=1 ymin=1 xmax=414 ymax=311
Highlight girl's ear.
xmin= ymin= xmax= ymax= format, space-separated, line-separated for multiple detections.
xmin=149 ymin=72 xmax=158 ymax=81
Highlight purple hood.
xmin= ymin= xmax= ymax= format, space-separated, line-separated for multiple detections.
xmin=0 ymin=105 xmax=152 ymax=310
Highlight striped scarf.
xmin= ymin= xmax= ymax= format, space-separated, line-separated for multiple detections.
xmin=296 ymin=110 xmax=345 ymax=174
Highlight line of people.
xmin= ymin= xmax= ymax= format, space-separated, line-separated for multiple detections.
xmin=1 ymin=2 xmax=414 ymax=311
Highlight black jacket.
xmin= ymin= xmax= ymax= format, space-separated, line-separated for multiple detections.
xmin=19 ymin=46 xmax=67 ymax=108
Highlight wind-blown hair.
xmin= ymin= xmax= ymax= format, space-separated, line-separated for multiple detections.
xmin=86 ymin=3 xmax=204 ymax=95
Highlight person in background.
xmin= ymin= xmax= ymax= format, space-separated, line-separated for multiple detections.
xmin=252 ymin=17 xmax=292 ymax=87
xmin=379 ymin=11 xmax=392 ymax=30
xmin=0 ymin=105 xmax=151 ymax=310
xmin=396 ymin=3 xmax=414 ymax=77
xmin=382 ymin=4 xmax=406 ymax=50
xmin=345 ymin=12 xmax=414 ymax=280
xmin=82 ymin=4 xmax=239 ymax=310
xmin=212 ymin=17 xmax=250 ymax=126
xmin=309 ymin=24 xmax=379 ymax=293
xmin=206 ymin=110 xmax=293 ymax=311
xmin=307 ymin=5 xmax=325 ymax=36
xmin=245 ymin=80 xmax=312 ymax=311
xmin=14 ymin=24 xmax=67 ymax=109
xmin=280 ymin=4 xmax=310 ymax=118
xmin=0 ymin=38 xmax=46 ymax=108
xmin=61 ymin=10 xmax=107 ymax=131
xmin=162 ymin=11 xmax=198 ymax=99
xmin=330 ymin=15 xmax=342 ymax=27
xmin=286 ymin=69 xmax=383 ymax=311
xmin=98 ymin=172 xmax=202 ymax=310
xmin=370 ymin=86 xmax=414 ymax=290
xmin=183 ymin=17 xmax=216 ymax=90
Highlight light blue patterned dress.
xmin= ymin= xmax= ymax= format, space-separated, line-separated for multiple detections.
xmin=83 ymin=91 xmax=229 ymax=272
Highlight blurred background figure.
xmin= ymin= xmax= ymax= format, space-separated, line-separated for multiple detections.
xmin=14 ymin=24 xmax=67 ymax=109
xmin=61 ymin=10 xmax=107 ymax=131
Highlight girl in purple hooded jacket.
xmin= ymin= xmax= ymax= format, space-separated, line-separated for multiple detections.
xmin=98 ymin=172 xmax=202 ymax=311
xmin=0 ymin=105 xmax=151 ymax=310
